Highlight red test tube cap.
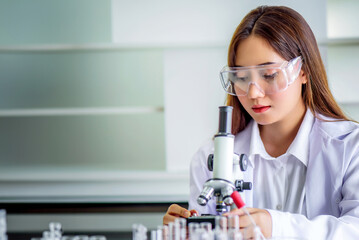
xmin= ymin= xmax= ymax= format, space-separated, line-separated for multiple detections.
xmin=231 ymin=191 xmax=246 ymax=209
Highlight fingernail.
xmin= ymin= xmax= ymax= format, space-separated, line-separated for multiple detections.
xmin=191 ymin=212 xmax=198 ymax=217
xmin=185 ymin=211 xmax=191 ymax=218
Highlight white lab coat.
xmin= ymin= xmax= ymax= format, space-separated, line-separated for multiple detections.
xmin=189 ymin=112 xmax=359 ymax=239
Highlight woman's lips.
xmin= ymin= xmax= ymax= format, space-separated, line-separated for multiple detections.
xmin=252 ymin=105 xmax=271 ymax=113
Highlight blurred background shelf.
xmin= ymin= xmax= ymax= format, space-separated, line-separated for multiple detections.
xmin=0 ymin=43 xmax=228 ymax=52
xmin=1 ymin=37 xmax=359 ymax=52
xmin=0 ymin=106 xmax=164 ymax=117
xmin=326 ymin=37 xmax=359 ymax=46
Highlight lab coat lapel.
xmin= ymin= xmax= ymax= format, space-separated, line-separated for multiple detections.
xmin=305 ymin=123 xmax=342 ymax=219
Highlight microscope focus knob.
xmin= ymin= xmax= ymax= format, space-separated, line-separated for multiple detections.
xmin=243 ymin=182 xmax=252 ymax=190
xmin=239 ymin=154 xmax=248 ymax=171
xmin=235 ymin=180 xmax=252 ymax=192
xmin=207 ymin=154 xmax=214 ymax=171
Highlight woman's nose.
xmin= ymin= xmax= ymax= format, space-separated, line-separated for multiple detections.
xmin=247 ymin=82 xmax=265 ymax=99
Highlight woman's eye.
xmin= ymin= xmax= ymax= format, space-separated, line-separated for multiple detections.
xmin=236 ymin=76 xmax=248 ymax=82
xmin=235 ymin=73 xmax=249 ymax=82
xmin=230 ymin=73 xmax=248 ymax=82
xmin=262 ymin=72 xmax=278 ymax=80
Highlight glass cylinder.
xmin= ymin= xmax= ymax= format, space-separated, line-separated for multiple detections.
xmin=200 ymin=222 xmax=212 ymax=232
xmin=228 ymin=215 xmax=239 ymax=230
xmin=188 ymin=222 xmax=200 ymax=239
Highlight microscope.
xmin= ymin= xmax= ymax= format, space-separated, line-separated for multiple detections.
xmin=196 ymin=106 xmax=252 ymax=215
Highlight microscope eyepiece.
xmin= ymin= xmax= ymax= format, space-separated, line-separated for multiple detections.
xmin=218 ymin=106 xmax=233 ymax=135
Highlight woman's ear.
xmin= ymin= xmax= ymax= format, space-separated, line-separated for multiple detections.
xmin=300 ymin=70 xmax=308 ymax=84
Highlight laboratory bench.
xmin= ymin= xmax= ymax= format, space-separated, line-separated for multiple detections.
xmin=1 ymin=201 xmax=189 ymax=240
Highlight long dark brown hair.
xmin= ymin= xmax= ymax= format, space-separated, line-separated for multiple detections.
xmin=227 ymin=5 xmax=348 ymax=134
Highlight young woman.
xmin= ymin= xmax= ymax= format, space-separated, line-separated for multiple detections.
xmin=163 ymin=5 xmax=359 ymax=239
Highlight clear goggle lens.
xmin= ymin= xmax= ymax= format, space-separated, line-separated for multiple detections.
xmin=220 ymin=56 xmax=303 ymax=96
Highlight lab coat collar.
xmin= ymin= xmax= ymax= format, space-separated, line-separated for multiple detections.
xmin=248 ymin=120 xmax=273 ymax=163
xmin=286 ymin=109 xmax=314 ymax=167
xmin=247 ymin=109 xmax=314 ymax=167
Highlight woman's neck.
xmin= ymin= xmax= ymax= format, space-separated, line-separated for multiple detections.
xmin=259 ymin=106 xmax=307 ymax=158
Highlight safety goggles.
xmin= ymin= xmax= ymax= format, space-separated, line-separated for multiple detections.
xmin=220 ymin=56 xmax=303 ymax=96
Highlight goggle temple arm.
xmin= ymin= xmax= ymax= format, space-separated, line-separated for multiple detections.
xmin=287 ymin=56 xmax=303 ymax=84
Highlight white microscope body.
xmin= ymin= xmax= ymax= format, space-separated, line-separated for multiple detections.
xmin=197 ymin=106 xmax=252 ymax=213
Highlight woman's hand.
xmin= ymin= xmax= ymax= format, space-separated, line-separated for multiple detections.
xmin=224 ymin=207 xmax=272 ymax=238
xmin=163 ymin=204 xmax=199 ymax=225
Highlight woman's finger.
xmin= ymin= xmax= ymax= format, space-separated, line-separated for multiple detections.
xmin=167 ymin=204 xmax=190 ymax=218
xmin=163 ymin=204 xmax=192 ymax=225
xmin=163 ymin=213 xmax=178 ymax=225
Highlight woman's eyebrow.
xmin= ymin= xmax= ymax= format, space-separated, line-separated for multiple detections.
xmin=259 ymin=61 xmax=276 ymax=66
xmin=234 ymin=62 xmax=276 ymax=67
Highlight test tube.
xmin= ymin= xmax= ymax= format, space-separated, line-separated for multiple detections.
xmin=190 ymin=228 xmax=212 ymax=240
xmin=151 ymin=230 xmax=162 ymax=240
xmin=150 ymin=227 xmax=163 ymax=240
xmin=213 ymin=229 xmax=227 ymax=240
xmin=159 ymin=225 xmax=168 ymax=240
xmin=132 ymin=224 xmax=148 ymax=240
xmin=49 ymin=222 xmax=62 ymax=232
xmin=188 ymin=222 xmax=200 ymax=239
xmin=174 ymin=218 xmax=186 ymax=240
xmin=0 ymin=210 xmax=6 ymax=234
xmin=227 ymin=215 xmax=242 ymax=240
xmin=141 ymin=225 xmax=148 ymax=240
xmin=74 ymin=235 xmax=89 ymax=240
xmin=168 ymin=222 xmax=180 ymax=240
xmin=49 ymin=222 xmax=62 ymax=240
xmin=214 ymin=216 xmax=227 ymax=233
xmin=0 ymin=210 xmax=7 ymax=240
xmin=228 ymin=215 xmax=239 ymax=230
xmin=43 ymin=231 xmax=52 ymax=240
xmin=200 ymin=222 xmax=212 ymax=232
xmin=89 ymin=236 xmax=106 ymax=240
xmin=61 ymin=236 xmax=75 ymax=240
xmin=227 ymin=230 xmax=243 ymax=240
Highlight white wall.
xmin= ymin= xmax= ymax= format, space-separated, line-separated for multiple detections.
xmin=327 ymin=0 xmax=359 ymax=38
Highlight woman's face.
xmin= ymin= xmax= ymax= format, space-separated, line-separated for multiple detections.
xmin=235 ymin=35 xmax=307 ymax=126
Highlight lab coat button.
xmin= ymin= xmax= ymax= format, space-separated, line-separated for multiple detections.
xmin=276 ymin=204 xmax=282 ymax=210
xmin=336 ymin=198 xmax=340 ymax=204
